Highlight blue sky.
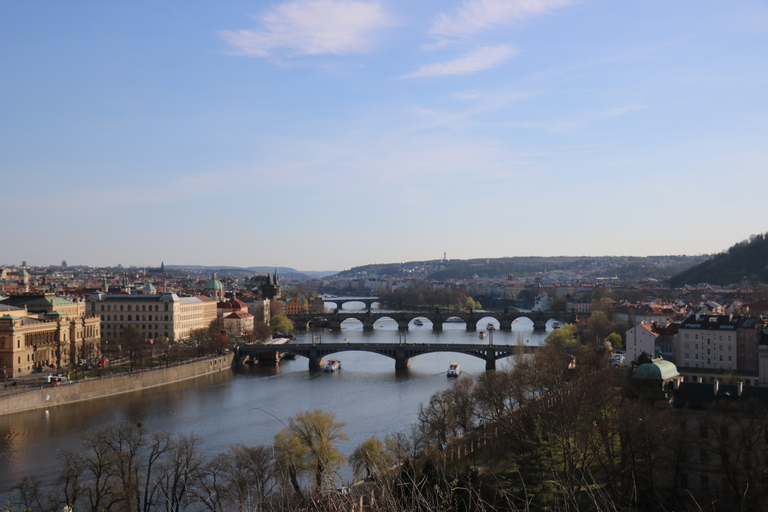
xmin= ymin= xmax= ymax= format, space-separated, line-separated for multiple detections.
xmin=2 ymin=0 xmax=767 ymax=272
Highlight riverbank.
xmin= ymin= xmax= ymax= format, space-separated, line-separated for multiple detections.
xmin=0 ymin=354 xmax=234 ymax=416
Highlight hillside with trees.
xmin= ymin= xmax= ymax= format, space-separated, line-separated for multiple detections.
xmin=669 ymin=232 xmax=768 ymax=286
xmin=335 ymin=255 xmax=707 ymax=281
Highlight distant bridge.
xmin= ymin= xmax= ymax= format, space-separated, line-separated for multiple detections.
xmin=235 ymin=341 xmax=535 ymax=371
xmin=286 ymin=310 xmax=573 ymax=332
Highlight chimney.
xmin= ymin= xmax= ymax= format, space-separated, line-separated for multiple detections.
xmin=713 ymin=380 xmax=719 ymax=395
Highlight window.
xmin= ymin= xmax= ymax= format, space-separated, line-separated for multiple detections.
xmin=695 ymin=354 xmax=699 ymax=360
xmin=685 ymin=333 xmax=689 ymax=339
xmin=127 ymin=315 xmax=132 ymax=321
xmin=728 ymin=356 xmax=732 ymax=362
xmin=101 ymin=305 xmax=105 ymax=312
xmin=695 ymin=334 xmax=699 ymax=340
xmin=685 ymin=353 xmax=690 ymax=360
xmin=719 ymin=335 xmax=722 ymax=341
xmin=707 ymin=349 xmax=710 ymax=355
xmin=695 ymin=344 xmax=699 ymax=350
xmin=685 ymin=342 xmax=689 ymax=348
xmin=120 ymin=305 xmax=124 ymax=312
xmin=719 ymin=356 xmax=723 ymax=361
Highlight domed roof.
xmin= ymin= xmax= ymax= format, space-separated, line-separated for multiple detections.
xmin=633 ymin=358 xmax=680 ymax=381
xmin=204 ymin=273 xmax=223 ymax=291
xmin=19 ymin=269 xmax=29 ymax=277
xmin=143 ymin=283 xmax=156 ymax=292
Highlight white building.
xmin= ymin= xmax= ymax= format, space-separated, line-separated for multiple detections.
xmin=625 ymin=323 xmax=659 ymax=365
xmin=677 ymin=315 xmax=739 ymax=372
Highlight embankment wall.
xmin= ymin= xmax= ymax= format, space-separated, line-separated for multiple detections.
xmin=0 ymin=355 xmax=233 ymax=416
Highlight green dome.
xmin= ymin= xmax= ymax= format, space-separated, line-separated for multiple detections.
xmin=633 ymin=359 xmax=680 ymax=381
xmin=204 ymin=273 xmax=223 ymax=291
xmin=143 ymin=283 xmax=156 ymax=292
xmin=19 ymin=269 xmax=29 ymax=277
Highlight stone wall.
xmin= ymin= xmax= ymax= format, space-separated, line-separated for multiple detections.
xmin=0 ymin=355 xmax=233 ymax=416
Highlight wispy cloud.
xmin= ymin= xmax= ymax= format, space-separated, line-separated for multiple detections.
xmin=431 ymin=0 xmax=572 ymax=38
xmin=402 ymin=45 xmax=518 ymax=78
xmin=221 ymin=0 xmax=392 ymax=57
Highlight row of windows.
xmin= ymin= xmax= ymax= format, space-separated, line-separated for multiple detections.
xmin=684 ymin=333 xmax=732 ymax=342
xmin=101 ymin=314 xmax=170 ymax=322
xmin=684 ymin=342 xmax=732 ymax=352
xmin=99 ymin=303 xmax=171 ymax=312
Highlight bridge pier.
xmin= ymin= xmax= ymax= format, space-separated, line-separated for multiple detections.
xmin=397 ymin=319 xmax=410 ymax=331
xmin=465 ymin=320 xmax=478 ymax=332
xmin=485 ymin=349 xmax=496 ymax=371
xmin=308 ymin=346 xmax=325 ymax=371
xmin=395 ymin=348 xmax=411 ymax=369
xmin=498 ymin=319 xmax=513 ymax=331
xmin=532 ymin=319 xmax=548 ymax=331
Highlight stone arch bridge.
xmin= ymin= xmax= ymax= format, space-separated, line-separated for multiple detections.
xmin=235 ymin=341 xmax=535 ymax=371
xmin=286 ymin=310 xmax=573 ymax=332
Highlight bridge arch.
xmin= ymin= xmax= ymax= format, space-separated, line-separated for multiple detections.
xmin=235 ymin=341 xmax=532 ymax=371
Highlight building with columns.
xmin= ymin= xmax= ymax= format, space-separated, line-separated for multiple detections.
xmin=0 ymin=293 xmax=101 ymax=377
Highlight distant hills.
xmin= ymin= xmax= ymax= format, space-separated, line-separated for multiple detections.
xmin=669 ymin=233 xmax=768 ymax=287
xmin=335 ymin=255 xmax=709 ymax=281
xmin=166 ymin=265 xmax=337 ymax=279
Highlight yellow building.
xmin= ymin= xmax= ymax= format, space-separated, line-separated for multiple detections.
xmin=0 ymin=293 xmax=101 ymax=377
xmin=88 ymin=292 xmax=217 ymax=342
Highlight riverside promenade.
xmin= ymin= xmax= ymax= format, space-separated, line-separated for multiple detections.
xmin=0 ymin=354 xmax=234 ymax=416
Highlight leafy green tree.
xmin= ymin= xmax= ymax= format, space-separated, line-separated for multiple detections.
xmin=270 ymin=314 xmax=294 ymax=334
xmin=273 ymin=409 xmax=348 ymax=492
xmin=605 ymin=332 xmax=623 ymax=351
xmin=349 ymin=436 xmax=388 ymax=480
xmin=545 ymin=323 xmax=579 ymax=347
xmin=463 ymin=296 xmax=482 ymax=310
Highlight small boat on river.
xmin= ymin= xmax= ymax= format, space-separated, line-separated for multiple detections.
xmin=414 ymin=319 xmax=424 ymax=326
xmin=447 ymin=362 xmax=460 ymax=378
xmin=478 ymin=330 xmax=487 ymax=339
xmin=324 ymin=358 xmax=341 ymax=372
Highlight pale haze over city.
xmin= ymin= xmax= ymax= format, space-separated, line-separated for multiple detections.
xmin=2 ymin=0 xmax=767 ymax=271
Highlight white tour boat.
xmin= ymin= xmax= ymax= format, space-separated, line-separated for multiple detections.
xmin=324 ymin=358 xmax=341 ymax=372
xmin=447 ymin=362 xmax=461 ymax=378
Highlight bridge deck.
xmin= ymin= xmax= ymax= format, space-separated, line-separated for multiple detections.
xmin=235 ymin=342 xmax=535 ymax=371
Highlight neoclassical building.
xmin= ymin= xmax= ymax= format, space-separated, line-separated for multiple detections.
xmin=0 ymin=293 xmax=101 ymax=377
xmin=88 ymin=292 xmax=217 ymax=342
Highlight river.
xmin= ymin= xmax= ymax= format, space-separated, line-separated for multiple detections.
xmin=0 ymin=309 xmax=554 ymax=493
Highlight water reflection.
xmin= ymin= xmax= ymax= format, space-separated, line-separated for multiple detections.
xmin=0 ymin=317 xmax=553 ymax=492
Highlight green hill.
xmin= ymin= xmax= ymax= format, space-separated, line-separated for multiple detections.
xmin=669 ymin=233 xmax=768 ymax=286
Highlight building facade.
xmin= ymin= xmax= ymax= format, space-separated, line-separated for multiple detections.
xmin=677 ymin=315 xmax=739 ymax=372
xmin=88 ymin=292 xmax=217 ymax=342
xmin=0 ymin=293 xmax=101 ymax=377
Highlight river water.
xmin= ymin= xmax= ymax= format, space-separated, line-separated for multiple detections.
xmin=0 ymin=309 xmax=554 ymax=492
